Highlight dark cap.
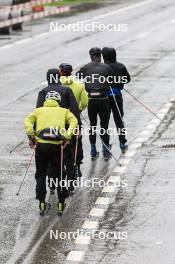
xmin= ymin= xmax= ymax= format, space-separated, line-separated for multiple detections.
xmin=59 ymin=63 xmax=73 ymax=74
xmin=89 ymin=47 xmax=101 ymax=56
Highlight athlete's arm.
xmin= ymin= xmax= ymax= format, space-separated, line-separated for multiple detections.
xmin=36 ymin=90 xmax=45 ymax=108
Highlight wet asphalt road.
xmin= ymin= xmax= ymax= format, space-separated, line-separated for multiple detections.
xmin=0 ymin=0 xmax=175 ymax=263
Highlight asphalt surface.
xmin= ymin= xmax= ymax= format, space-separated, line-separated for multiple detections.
xmin=0 ymin=0 xmax=175 ymax=263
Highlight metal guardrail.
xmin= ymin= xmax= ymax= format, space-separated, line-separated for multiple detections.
xmin=0 ymin=0 xmax=62 ymax=11
xmin=0 ymin=1 xmax=70 ymax=29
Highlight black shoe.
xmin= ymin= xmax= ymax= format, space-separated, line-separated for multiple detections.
xmin=68 ymin=180 xmax=75 ymax=195
xmin=49 ymin=187 xmax=55 ymax=195
xmin=91 ymin=144 xmax=99 ymax=160
xmin=102 ymin=145 xmax=112 ymax=160
xmin=57 ymin=202 xmax=66 ymax=216
xmin=120 ymin=143 xmax=128 ymax=154
xmin=39 ymin=202 xmax=51 ymax=216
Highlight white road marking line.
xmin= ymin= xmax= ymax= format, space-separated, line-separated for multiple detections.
xmin=145 ymin=124 xmax=157 ymax=130
xmin=157 ymin=113 xmax=167 ymax=119
xmin=129 ymin=143 xmax=142 ymax=149
xmin=16 ymin=38 xmax=32 ymax=45
xmin=123 ymin=150 xmax=137 ymax=157
xmin=149 ymin=118 xmax=161 ymax=125
xmin=95 ymin=197 xmax=111 ymax=205
xmin=82 ymin=220 xmax=99 ymax=229
xmin=0 ymin=44 xmax=13 ymax=50
xmin=33 ymin=32 xmax=49 ymax=38
xmin=66 ymin=251 xmax=85 ymax=262
xmin=119 ymin=158 xmax=132 ymax=165
xmin=134 ymin=137 xmax=148 ymax=143
xmin=102 ymin=185 xmax=116 ymax=193
xmin=164 ymin=103 xmax=173 ymax=108
xmin=0 ymin=0 xmax=159 ymax=51
xmin=92 ymin=0 xmax=158 ymax=20
xmin=74 ymin=235 xmax=91 ymax=245
xmin=168 ymin=19 xmax=175 ymax=24
xmin=113 ymin=166 xmax=126 ymax=173
xmin=137 ymin=32 xmax=150 ymax=38
xmin=140 ymin=130 xmax=153 ymax=136
xmin=108 ymin=175 xmax=121 ymax=183
xmin=70 ymin=91 xmax=175 ymax=262
xmin=89 ymin=208 xmax=105 ymax=217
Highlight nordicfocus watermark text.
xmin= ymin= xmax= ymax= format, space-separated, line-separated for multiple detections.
xmin=49 ymin=177 xmax=128 ymax=189
xmin=50 ymin=229 xmax=127 ymax=241
xmin=50 ymin=74 xmax=129 ymax=85
xmin=47 ymin=126 xmax=127 ymax=137
xmin=50 ymin=21 xmax=128 ymax=32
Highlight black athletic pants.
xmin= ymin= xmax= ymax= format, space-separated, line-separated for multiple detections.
xmin=88 ymin=98 xmax=110 ymax=146
xmin=109 ymin=94 xmax=127 ymax=144
xmin=35 ymin=143 xmax=69 ymax=202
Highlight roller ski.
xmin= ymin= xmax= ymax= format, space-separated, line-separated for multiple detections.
xmin=57 ymin=202 xmax=66 ymax=216
xmin=74 ymin=164 xmax=82 ymax=178
xmin=39 ymin=202 xmax=51 ymax=216
xmin=120 ymin=143 xmax=128 ymax=154
xmin=91 ymin=144 xmax=99 ymax=161
xmin=68 ymin=180 xmax=75 ymax=196
xmin=102 ymin=144 xmax=112 ymax=161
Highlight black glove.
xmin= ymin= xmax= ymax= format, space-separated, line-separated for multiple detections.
xmin=28 ymin=135 xmax=37 ymax=149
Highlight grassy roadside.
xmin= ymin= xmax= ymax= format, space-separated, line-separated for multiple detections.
xmin=45 ymin=0 xmax=100 ymax=7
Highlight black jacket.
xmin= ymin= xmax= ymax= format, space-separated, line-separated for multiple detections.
xmin=36 ymin=69 xmax=81 ymax=124
xmin=102 ymin=48 xmax=131 ymax=90
xmin=76 ymin=62 xmax=113 ymax=95
xmin=108 ymin=61 xmax=131 ymax=90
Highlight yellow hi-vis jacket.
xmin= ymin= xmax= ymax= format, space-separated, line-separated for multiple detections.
xmin=24 ymin=99 xmax=78 ymax=145
xmin=60 ymin=76 xmax=88 ymax=111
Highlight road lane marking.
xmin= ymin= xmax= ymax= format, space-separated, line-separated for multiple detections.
xmin=89 ymin=208 xmax=105 ymax=217
xmin=108 ymin=175 xmax=121 ymax=183
xmin=102 ymin=186 xmax=116 ymax=193
xmin=67 ymin=96 xmax=175 ymax=262
xmin=75 ymin=235 xmax=91 ymax=245
xmin=119 ymin=158 xmax=132 ymax=165
xmin=123 ymin=150 xmax=137 ymax=157
xmin=113 ymin=166 xmax=126 ymax=173
xmin=95 ymin=197 xmax=111 ymax=205
xmin=137 ymin=32 xmax=150 ymax=39
xmin=82 ymin=220 xmax=99 ymax=229
xmin=134 ymin=137 xmax=149 ymax=143
xmin=66 ymin=251 xmax=85 ymax=262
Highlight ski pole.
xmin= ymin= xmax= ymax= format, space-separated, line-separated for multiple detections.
xmin=60 ymin=144 xmax=64 ymax=192
xmin=74 ymin=134 xmax=79 ymax=166
xmin=81 ymin=113 xmax=122 ymax=167
xmin=16 ymin=149 xmax=35 ymax=196
xmin=110 ymin=87 xmax=125 ymax=126
xmin=123 ymin=88 xmax=163 ymax=123
xmin=9 ymin=140 xmax=24 ymax=154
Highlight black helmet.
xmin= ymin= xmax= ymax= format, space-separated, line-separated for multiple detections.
xmin=47 ymin=68 xmax=60 ymax=84
xmin=59 ymin=63 xmax=73 ymax=75
xmin=89 ymin=47 xmax=101 ymax=56
xmin=102 ymin=47 xmax=116 ymax=63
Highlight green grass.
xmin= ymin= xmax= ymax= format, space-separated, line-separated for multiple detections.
xmin=45 ymin=0 xmax=98 ymax=7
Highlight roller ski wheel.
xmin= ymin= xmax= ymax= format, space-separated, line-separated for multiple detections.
xmin=91 ymin=152 xmax=99 ymax=161
xmin=68 ymin=180 xmax=75 ymax=195
xmin=57 ymin=202 xmax=66 ymax=216
xmin=120 ymin=143 xmax=128 ymax=154
xmin=39 ymin=202 xmax=51 ymax=216
xmin=104 ymin=153 xmax=112 ymax=161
